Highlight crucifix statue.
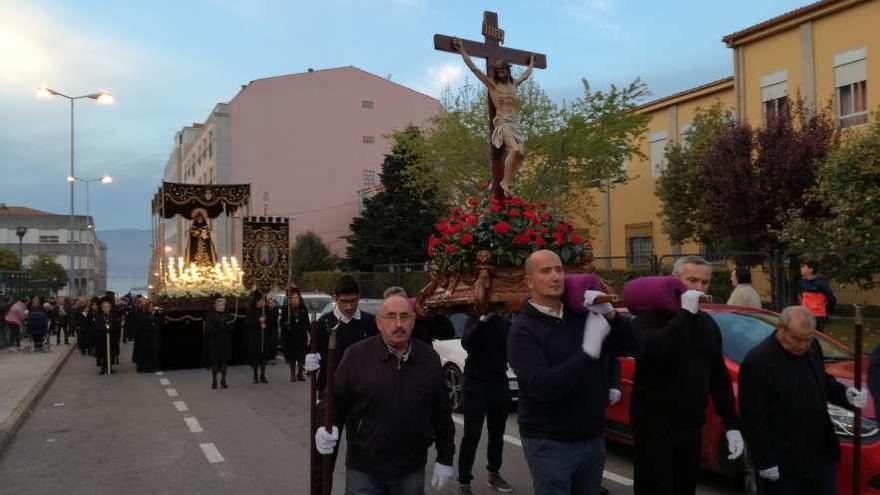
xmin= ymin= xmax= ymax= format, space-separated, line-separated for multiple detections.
xmin=434 ymin=11 xmax=547 ymax=199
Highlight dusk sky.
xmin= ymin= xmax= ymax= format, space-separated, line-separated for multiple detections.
xmin=1 ymin=0 xmax=810 ymax=230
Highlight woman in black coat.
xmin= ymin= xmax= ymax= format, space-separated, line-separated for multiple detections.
xmin=245 ymin=291 xmax=272 ymax=384
xmin=206 ymin=297 xmax=233 ymax=389
xmin=281 ymin=287 xmax=310 ymax=382
xmin=94 ymin=299 xmax=121 ymax=375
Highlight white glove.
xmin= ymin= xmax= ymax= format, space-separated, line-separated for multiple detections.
xmin=725 ymin=429 xmax=744 ymax=460
xmin=758 ymin=465 xmax=779 ymax=482
xmin=608 ymin=388 xmax=621 ymax=405
xmin=314 ymin=426 xmax=338 ymax=455
xmin=582 ymin=312 xmax=611 ymax=359
xmin=847 ymin=387 xmax=868 ymax=409
xmin=430 ymin=463 xmax=454 ymax=489
xmin=681 ymin=290 xmax=704 ymax=315
xmin=583 ymin=290 xmax=614 ymax=315
xmin=304 ymin=353 xmax=321 ymax=372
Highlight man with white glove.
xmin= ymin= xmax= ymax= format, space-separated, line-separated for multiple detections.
xmin=740 ymin=305 xmax=867 ymax=493
xmin=329 ymin=295 xmax=455 ymax=494
xmin=314 ymin=426 xmax=338 ymax=455
xmin=509 ymin=251 xmax=638 ymax=494
xmin=629 ymin=256 xmax=742 ymax=495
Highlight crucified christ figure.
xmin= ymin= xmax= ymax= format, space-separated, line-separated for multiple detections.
xmin=453 ymin=38 xmax=535 ymax=197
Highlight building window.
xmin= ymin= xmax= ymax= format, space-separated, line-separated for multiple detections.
xmin=362 ymin=100 xmax=374 ymax=109
xmin=625 ymin=223 xmax=653 ymax=268
xmin=363 ymin=135 xmax=375 ymax=144
xmin=649 ymin=131 xmax=667 ymax=177
xmin=39 ymin=235 xmax=59 ymax=243
xmin=835 ymin=47 xmax=867 ymax=128
xmin=761 ymin=70 xmax=788 ymax=125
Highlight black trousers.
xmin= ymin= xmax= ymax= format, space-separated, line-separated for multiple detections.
xmin=8 ymin=323 xmax=21 ymax=347
xmin=758 ymin=462 xmax=837 ymax=495
xmin=311 ymin=400 xmax=343 ymax=494
xmin=458 ymin=377 xmax=511 ymax=484
xmin=633 ymin=420 xmax=702 ymax=495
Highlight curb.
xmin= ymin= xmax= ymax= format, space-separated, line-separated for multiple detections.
xmin=0 ymin=343 xmax=76 ymax=456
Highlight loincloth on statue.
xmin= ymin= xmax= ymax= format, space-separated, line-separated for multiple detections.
xmin=491 ymin=114 xmax=524 ymax=149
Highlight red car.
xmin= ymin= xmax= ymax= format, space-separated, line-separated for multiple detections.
xmin=603 ymin=304 xmax=880 ymax=495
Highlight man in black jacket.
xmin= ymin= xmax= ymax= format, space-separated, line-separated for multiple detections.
xmin=304 ymin=276 xmax=378 ymax=493
xmin=314 ymin=294 xmax=455 ymax=494
xmin=739 ymin=305 xmax=867 ymax=494
xmin=630 ymin=256 xmax=743 ymax=495
xmin=508 ymin=250 xmax=635 ymax=494
xmin=458 ymin=313 xmax=513 ymax=494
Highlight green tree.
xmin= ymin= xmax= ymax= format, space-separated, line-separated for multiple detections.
xmin=780 ymin=112 xmax=880 ymax=287
xmin=345 ymin=127 xmax=446 ymax=271
xmin=0 ymin=247 xmax=19 ymax=270
xmin=290 ymin=231 xmax=337 ymax=278
xmin=656 ymin=99 xmax=837 ymax=255
xmin=655 ymin=103 xmax=732 ymax=245
xmin=403 ymin=78 xmax=650 ymax=217
xmin=28 ymin=253 xmax=68 ymax=292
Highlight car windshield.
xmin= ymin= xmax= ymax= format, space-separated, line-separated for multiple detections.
xmin=713 ymin=312 xmax=853 ymax=364
xmin=303 ymin=296 xmax=332 ymax=313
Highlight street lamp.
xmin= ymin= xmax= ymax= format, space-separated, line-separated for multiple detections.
xmin=38 ymin=86 xmax=113 ymax=297
xmin=67 ymin=175 xmax=113 ymax=294
xmin=15 ymin=226 xmax=27 ymax=270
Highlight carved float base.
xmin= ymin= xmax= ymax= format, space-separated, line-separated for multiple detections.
xmin=416 ymin=264 xmax=593 ymax=316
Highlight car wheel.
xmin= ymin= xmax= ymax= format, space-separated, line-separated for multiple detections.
xmin=444 ymin=364 xmax=463 ymax=413
xmin=741 ymin=449 xmax=759 ymax=495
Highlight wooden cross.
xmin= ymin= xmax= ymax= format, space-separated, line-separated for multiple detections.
xmin=434 ymin=11 xmax=547 ymax=200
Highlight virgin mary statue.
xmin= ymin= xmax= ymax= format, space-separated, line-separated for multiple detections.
xmin=185 ymin=208 xmax=218 ymax=267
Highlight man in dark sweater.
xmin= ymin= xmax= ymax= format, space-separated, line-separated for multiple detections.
xmin=508 ymin=250 xmax=635 ymax=494
xmin=458 ymin=313 xmax=513 ymax=494
xmin=630 ymin=256 xmax=743 ymax=495
xmin=304 ymin=276 xmax=378 ymax=494
xmin=739 ymin=305 xmax=866 ymax=494
xmin=314 ymin=295 xmax=455 ymax=494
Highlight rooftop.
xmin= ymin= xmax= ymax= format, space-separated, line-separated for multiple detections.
xmin=723 ymin=0 xmax=869 ymax=46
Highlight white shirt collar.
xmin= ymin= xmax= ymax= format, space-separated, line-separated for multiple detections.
xmin=333 ymin=306 xmax=362 ymax=324
xmin=529 ymin=300 xmax=564 ymax=319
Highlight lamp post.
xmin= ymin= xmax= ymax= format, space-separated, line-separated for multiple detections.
xmin=66 ymin=175 xmax=113 ymax=295
xmin=37 ymin=86 xmax=113 ymax=297
xmin=15 ymin=226 xmax=27 ymax=271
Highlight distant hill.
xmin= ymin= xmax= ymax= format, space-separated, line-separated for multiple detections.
xmin=97 ymin=228 xmax=152 ymax=294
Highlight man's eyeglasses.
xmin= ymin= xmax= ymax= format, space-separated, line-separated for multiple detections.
xmin=380 ymin=313 xmax=415 ymax=324
xmin=336 ymin=297 xmax=359 ymax=307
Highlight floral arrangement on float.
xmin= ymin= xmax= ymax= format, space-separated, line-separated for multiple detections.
xmin=156 ymin=256 xmax=249 ymax=306
xmin=417 ymin=195 xmax=596 ymax=315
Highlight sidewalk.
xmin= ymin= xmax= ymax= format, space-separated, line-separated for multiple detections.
xmin=0 ymin=342 xmax=76 ymax=454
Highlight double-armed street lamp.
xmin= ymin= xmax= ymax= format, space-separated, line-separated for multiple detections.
xmin=15 ymin=226 xmax=28 ymax=271
xmin=37 ymin=86 xmax=114 ymax=296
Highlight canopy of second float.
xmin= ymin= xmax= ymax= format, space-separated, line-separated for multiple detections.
xmin=151 ymin=182 xmax=251 ymax=219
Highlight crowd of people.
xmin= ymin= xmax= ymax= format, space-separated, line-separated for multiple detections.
xmin=0 ymin=252 xmax=858 ymax=495
xmin=303 ymin=254 xmax=859 ymax=495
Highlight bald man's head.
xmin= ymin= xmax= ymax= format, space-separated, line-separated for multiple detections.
xmin=525 ymin=250 xmax=565 ymax=304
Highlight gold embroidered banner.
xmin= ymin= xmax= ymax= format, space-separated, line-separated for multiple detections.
xmin=152 ymin=182 xmax=251 ymax=219
xmin=242 ymin=217 xmax=290 ymax=293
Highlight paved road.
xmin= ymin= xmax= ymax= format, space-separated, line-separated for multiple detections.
xmin=0 ymin=345 xmax=743 ymax=494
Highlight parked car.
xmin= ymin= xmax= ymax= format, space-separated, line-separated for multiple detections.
xmin=604 ymin=304 xmax=879 ymax=495
xmin=269 ymin=291 xmax=332 ymax=323
xmin=433 ymin=312 xmax=518 ymax=413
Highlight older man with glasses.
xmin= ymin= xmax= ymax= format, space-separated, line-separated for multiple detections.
xmin=739 ymin=305 xmax=867 ymax=494
xmin=314 ymin=293 xmax=455 ymax=494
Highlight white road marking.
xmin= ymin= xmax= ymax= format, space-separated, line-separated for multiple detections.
xmin=159 ymin=378 xmax=171 ymax=386
xmin=46 ymin=438 xmax=55 ymax=443
xmin=451 ymin=413 xmax=634 ymax=487
xmin=52 ymin=402 xmax=64 ymax=407
xmin=184 ymin=417 xmax=204 ymax=433
xmin=155 ymin=371 xmax=164 ymax=376
xmin=200 ymin=442 xmax=225 ymax=463
xmin=174 ymin=401 xmax=189 ymax=412
xmin=165 ymin=388 xmax=179 ymax=397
